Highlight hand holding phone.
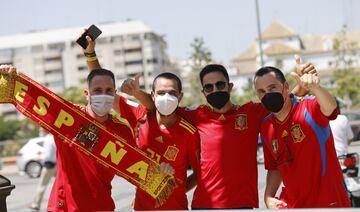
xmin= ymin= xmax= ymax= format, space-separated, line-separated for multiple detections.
xmin=76 ymin=24 xmax=102 ymax=49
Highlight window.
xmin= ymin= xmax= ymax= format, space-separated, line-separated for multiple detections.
xmin=144 ymin=33 xmax=153 ymax=40
xmin=115 ymin=62 xmax=124 ymax=68
xmin=128 ymin=72 xmax=142 ymax=78
xmin=125 ymin=60 xmax=143 ymax=66
xmin=44 ymin=56 xmax=61 ymax=62
xmin=146 ymin=58 xmax=158 ymax=64
xmin=96 ymin=38 xmax=108 ymax=44
xmin=0 ymin=49 xmax=13 ymax=57
xmin=124 ymin=48 xmax=142 ymax=54
xmin=14 ymin=47 xmax=30 ymax=54
xmin=44 ymin=69 xmax=62 ymax=75
xmin=34 ymin=58 xmax=43 ymax=64
xmin=114 ymin=49 xmax=123 ymax=55
xmin=0 ymin=62 xmax=13 ymax=66
xmin=31 ymin=45 xmax=43 ymax=53
xmin=128 ymin=34 xmax=140 ymax=41
xmin=48 ymin=43 xmax=65 ymax=50
xmin=111 ymin=36 xmax=123 ymax=43
xmin=77 ymin=54 xmax=85 ymax=59
xmin=48 ymin=80 xmax=64 ymax=88
xmin=78 ymin=66 xmax=87 ymax=72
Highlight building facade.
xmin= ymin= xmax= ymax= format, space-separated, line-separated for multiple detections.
xmin=0 ymin=20 xmax=171 ymax=119
xmin=231 ymin=21 xmax=360 ymax=95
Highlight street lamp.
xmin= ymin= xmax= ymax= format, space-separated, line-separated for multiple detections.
xmin=255 ymin=0 xmax=264 ymax=67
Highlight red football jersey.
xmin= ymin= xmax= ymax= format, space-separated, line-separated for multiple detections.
xmin=178 ymin=102 xmax=269 ymax=208
xmin=260 ymin=95 xmax=350 ymax=208
xmin=119 ymin=97 xmax=200 ymax=210
xmin=47 ymin=105 xmax=134 ymax=211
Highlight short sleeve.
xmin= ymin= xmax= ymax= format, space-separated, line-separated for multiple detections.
xmin=303 ymin=97 xmax=338 ymax=127
xmin=119 ymin=96 xmax=147 ymax=129
xmin=345 ymin=117 xmax=354 ymax=140
xmin=176 ymin=107 xmax=199 ymax=125
xmin=252 ymin=102 xmax=270 ymax=122
xmin=187 ymin=132 xmax=200 ymax=171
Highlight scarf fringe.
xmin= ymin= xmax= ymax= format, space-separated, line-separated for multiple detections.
xmin=155 ymin=177 xmax=177 ymax=208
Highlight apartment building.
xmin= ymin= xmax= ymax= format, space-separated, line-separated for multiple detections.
xmin=231 ymin=21 xmax=360 ymax=94
xmin=0 ymin=20 xmax=171 ymax=119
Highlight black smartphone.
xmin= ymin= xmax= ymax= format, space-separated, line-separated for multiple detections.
xmin=76 ymin=24 xmax=102 ymax=49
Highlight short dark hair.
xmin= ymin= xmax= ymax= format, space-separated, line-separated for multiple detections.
xmin=254 ymin=66 xmax=286 ymax=84
xmin=152 ymin=72 xmax=182 ymax=92
xmin=87 ymin=68 xmax=116 ymax=87
xmin=200 ymin=64 xmax=229 ymax=85
xmin=335 ymin=98 xmax=341 ymax=114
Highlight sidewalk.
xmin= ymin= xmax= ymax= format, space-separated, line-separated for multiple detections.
xmin=0 ymin=156 xmax=18 ymax=176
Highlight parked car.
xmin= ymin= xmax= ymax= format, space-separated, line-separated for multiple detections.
xmin=343 ymin=110 xmax=360 ymax=141
xmin=16 ymin=136 xmax=46 ymax=178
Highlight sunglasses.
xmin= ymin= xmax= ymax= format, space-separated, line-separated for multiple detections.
xmin=203 ymin=81 xmax=227 ymax=93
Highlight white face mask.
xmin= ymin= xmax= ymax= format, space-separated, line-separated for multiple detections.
xmin=90 ymin=95 xmax=115 ymax=117
xmin=155 ymin=93 xmax=178 ymax=116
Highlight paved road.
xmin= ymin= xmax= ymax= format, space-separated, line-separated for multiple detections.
xmin=2 ymin=142 xmax=360 ymax=211
xmin=1 ymin=165 xmax=266 ymax=211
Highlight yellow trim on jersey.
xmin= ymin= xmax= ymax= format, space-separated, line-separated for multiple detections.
xmin=109 ymin=110 xmax=133 ymax=135
xmin=180 ymin=118 xmax=197 ymax=131
xmin=179 ymin=118 xmax=197 ymax=134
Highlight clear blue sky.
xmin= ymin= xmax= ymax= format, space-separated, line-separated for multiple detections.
xmin=1 ymin=0 xmax=359 ymax=62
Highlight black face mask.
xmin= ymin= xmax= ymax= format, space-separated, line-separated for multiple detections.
xmin=206 ymin=91 xmax=230 ymax=109
xmin=261 ymin=92 xmax=284 ymax=113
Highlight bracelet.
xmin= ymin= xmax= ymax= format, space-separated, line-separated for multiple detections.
xmin=86 ymin=55 xmax=98 ymax=62
xmin=84 ymin=52 xmax=96 ymax=57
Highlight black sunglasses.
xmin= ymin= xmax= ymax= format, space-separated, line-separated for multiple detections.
xmin=203 ymin=81 xmax=227 ymax=93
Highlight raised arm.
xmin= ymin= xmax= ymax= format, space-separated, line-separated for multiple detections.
xmin=77 ymin=31 xmax=155 ymax=112
xmin=121 ymin=74 xmax=155 ymax=111
xmin=82 ymin=34 xmax=101 ymax=70
xmin=291 ymin=66 xmax=336 ymax=116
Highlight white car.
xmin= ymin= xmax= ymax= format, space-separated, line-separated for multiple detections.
xmin=16 ymin=136 xmax=46 ymax=178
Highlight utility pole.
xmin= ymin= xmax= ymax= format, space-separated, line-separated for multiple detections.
xmin=255 ymin=0 xmax=264 ymax=66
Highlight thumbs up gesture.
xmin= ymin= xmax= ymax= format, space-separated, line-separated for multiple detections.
xmin=290 ymin=55 xmax=319 ymax=91
xmin=120 ymin=73 xmax=141 ymax=96
xmin=293 ymin=55 xmax=318 ymax=76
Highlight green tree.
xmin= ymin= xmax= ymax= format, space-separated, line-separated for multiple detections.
xmin=181 ymin=37 xmax=212 ymax=107
xmin=231 ymin=78 xmax=258 ymax=105
xmin=330 ymin=25 xmax=360 ymax=108
xmin=0 ymin=115 xmax=20 ymax=141
xmin=0 ymin=115 xmax=39 ymax=141
xmin=60 ymin=86 xmax=87 ymax=105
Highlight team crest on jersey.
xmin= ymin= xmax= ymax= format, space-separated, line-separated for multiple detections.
xmin=235 ymin=114 xmax=248 ymax=130
xmin=290 ymin=124 xmax=305 ymax=143
xmin=155 ymin=136 xmax=164 ymax=143
xmin=72 ymin=123 xmax=100 ymax=151
xmin=272 ymin=139 xmax=279 ymax=153
xmin=164 ymin=145 xmax=179 ymax=161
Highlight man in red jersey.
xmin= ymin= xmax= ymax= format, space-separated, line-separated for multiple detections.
xmin=119 ymin=72 xmax=200 ymax=210
xmin=80 ymin=35 xmax=199 ymax=210
xmin=254 ymin=65 xmax=350 ymax=208
xmin=81 ymin=34 xmax=311 ymax=209
xmin=47 ymin=68 xmax=135 ymax=211
xmin=0 ymin=66 xmax=135 ymax=211
xmin=121 ymin=63 xmax=311 ymax=209
xmin=176 ymin=64 xmax=268 ymax=209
